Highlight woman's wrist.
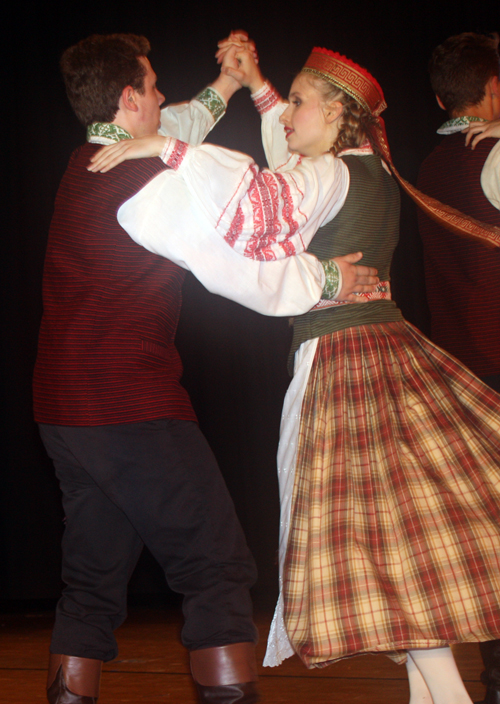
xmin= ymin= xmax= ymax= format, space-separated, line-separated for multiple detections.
xmin=251 ymin=81 xmax=281 ymax=115
xmin=248 ymin=74 xmax=266 ymax=95
xmin=160 ymin=137 xmax=188 ymax=171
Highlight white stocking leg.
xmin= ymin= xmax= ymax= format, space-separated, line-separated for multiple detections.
xmin=408 ymin=648 xmax=473 ymax=704
xmin=407 ymin=652 xmax=433 ymax=704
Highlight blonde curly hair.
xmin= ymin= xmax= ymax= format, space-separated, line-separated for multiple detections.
xmin=304 ymin=73 xmax=382 ymax=157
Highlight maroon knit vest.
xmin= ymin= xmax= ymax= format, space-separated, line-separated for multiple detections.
xmin=33 ymin=143 xmax=197 ymax=426
xmin=417 ymin=134 xmax=500 ymax=377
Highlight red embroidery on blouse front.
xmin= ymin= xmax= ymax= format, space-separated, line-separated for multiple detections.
xmin=276 ymin=173 xmax=300 ymax=252
xmin=247 ymin=172 xmax=281 ymax=260
xmin=223 ymin=166 xmax=304 ymax=261
xmin=224 ymin=204 xmax=245 ymax=248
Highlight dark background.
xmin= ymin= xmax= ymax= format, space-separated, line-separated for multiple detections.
xmin=2 ymin=0 xmax=497 ymax=610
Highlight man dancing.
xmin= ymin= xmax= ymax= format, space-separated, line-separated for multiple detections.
xmin=35 ymin=32 xmax=377 ymax=704
xmin=417 ymin=32 xmax=500 ymax=704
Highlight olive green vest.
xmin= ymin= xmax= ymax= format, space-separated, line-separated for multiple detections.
xmin=289 ymin=154 xmax=404 ymax=371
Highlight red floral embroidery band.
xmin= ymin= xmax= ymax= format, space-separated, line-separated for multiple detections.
xmin=161 ymin=138 xmax=188 ymax=171
xmin=252 ymin=82 xmax=280 ymax=115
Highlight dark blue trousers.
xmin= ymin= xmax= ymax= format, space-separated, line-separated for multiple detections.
xmin=39 ymin=419 xmax=257 ymax=662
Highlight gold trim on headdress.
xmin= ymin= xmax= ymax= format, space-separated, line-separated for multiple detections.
xmin=302 ymin=48 xmax=387 ymax=116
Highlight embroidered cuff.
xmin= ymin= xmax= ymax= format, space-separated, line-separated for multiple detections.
xmin=321 ymin=259 xmax=341 ymax=300
xmin=251 ymin=81 xmax=280 ymax=115
xmin=160 ymin=138 xmax=188 ymax=170
xmin=194 ymin=86 xmax=226 ymax=123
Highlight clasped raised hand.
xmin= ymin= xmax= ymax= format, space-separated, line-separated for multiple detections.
xmin=216 ymin=31 xmax=264 ymax=94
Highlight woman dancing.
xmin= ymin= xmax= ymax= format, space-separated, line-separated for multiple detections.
xmin=90 ymin=40 xmax=500 ymax=704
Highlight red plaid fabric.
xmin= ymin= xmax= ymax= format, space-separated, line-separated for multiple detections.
xmin=284 ymin=321 xmax=500 ymax=667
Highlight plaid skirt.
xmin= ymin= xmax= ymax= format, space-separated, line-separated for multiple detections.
xmin=283 ymin=321 xmax=500 ymax=668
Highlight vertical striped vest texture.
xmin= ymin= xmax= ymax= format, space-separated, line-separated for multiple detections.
xmin=417 ymin=134 xmax=500 ymax=377
xmin=289 ymin=155 xmax=403 ymax=370
xmin=33 ymin=143 xmax=197 ymax=426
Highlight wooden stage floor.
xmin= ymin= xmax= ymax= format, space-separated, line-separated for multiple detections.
xmin=0 ymin=605 xmax=486 ymax=703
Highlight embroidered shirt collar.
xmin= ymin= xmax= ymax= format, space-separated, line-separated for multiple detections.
xmin=437 ymin=116 xmax=486 ymax=135
xmin=337 ymin=139 xmax=374 ymax=157
xmin=87 ymin=122 xmax=133 ymax=145
xmin=339 ymin=144 xmax=374 ymax=157
xmin=337 ymin=141 xmax=391 ymax=174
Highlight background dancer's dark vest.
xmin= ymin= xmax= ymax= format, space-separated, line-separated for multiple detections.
xmin=418 ymin=134 xmax=500 ymax=377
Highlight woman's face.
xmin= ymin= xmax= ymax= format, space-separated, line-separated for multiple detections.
xmin=279 ymin=73 xmax=341 ymax=157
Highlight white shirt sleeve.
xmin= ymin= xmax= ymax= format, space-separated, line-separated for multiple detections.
xmin=118 ymin=132 xmax=349 ymax=317
xmin=158 ymin=86 xmax=226 ymax=145
xmin=117 ymin=167 xmax=325 ymax=316
xmin=159 ymin=138 xmax=349 ymax=261
xmin=481 ymin=140 xmax=500 ymax=211
xmin=158 ymin=102 xmax=214 ymax=145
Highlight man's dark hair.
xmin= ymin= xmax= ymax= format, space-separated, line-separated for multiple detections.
xmin=429 ymin=32 xmax=499 ymax=115
xmin=60 ymin=33 xmax=151 ymax=126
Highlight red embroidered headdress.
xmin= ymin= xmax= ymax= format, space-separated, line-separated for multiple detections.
xmin=302 ymin=47 xmax=387 ymax=117
xmin=301 ymin=47 xmax=500 ymax=248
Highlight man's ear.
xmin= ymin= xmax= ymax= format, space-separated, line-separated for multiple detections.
xmin=488 ymin=74 xmax=499 ymax=97
xmin=324 ymin=101 xmax=343 ymax=124
xmin=119 ymin=86 xmax=139 ymax=112
xmin=436 ymin=94 xmax=446 ymax=111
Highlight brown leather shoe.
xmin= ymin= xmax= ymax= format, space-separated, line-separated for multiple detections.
xmin=190 ymin=642 xmax=260 ymax=703
xmin=47 ymin=654 xmax=102 ymax=704
xmin=192 ymin=682 xmax=259 ymax=703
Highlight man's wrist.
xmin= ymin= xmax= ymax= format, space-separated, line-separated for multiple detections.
xmin=209 ymin=73 xmax=240 ymax=105
xmin=194 ymin=85 xmax=227 ymax=124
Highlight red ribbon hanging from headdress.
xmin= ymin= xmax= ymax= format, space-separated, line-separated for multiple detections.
xmin=303 ymin=47 xmax=500 ymax=249
xmin=374 ymin=116 xmax=500 ymax=248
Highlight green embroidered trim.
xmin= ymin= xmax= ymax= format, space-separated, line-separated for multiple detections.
xmin=437 ymin=115 xmax=486 ymax=135
xmin=86 ymin=122 xmax=133 ymax=143
xmin=321 ymin=259 xmax=340 ymax=300
xmin=195 ymin=87 xmax=226 ymax=123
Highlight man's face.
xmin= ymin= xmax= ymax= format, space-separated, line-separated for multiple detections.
xmin=132 ymin=57 xmax=165 ymax=137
